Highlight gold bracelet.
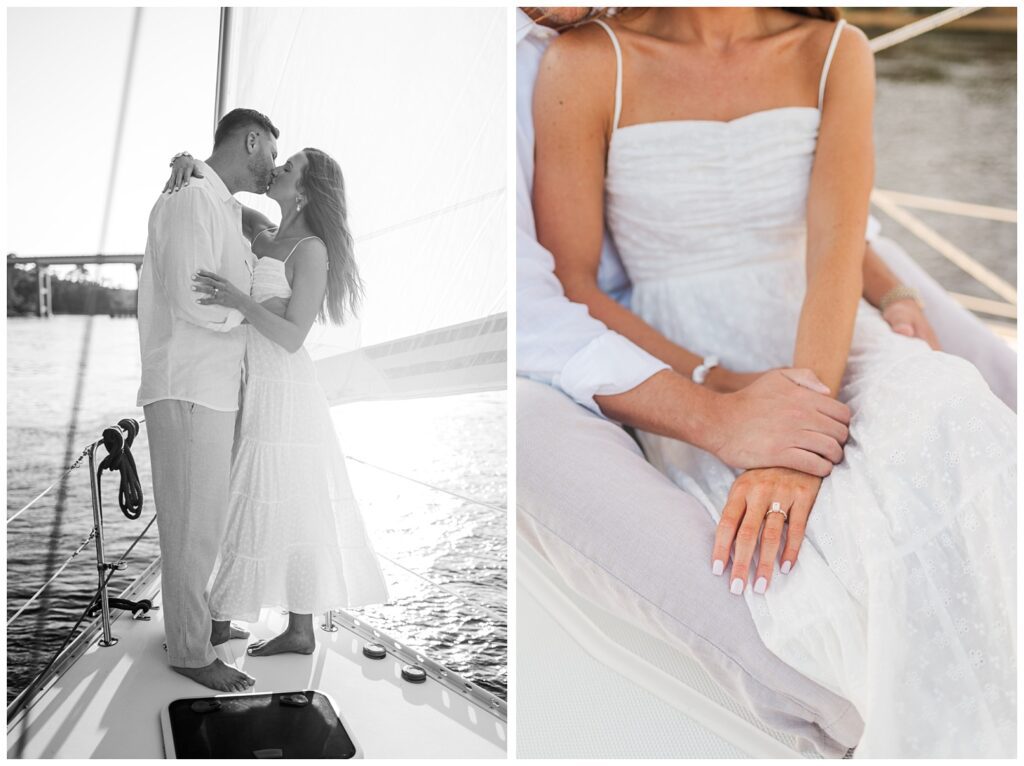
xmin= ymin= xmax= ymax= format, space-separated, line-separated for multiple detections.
xmin=879 ymin=285 xmax=924 ymax=313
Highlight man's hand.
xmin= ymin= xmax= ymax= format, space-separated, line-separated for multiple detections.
xmin=706 ymin=368 xmax=851 ymax=477
xmin=882 ymin=299 xmax=940 ymax=350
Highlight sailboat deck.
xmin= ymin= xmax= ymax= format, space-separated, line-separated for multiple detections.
xmin=7 ymin=571 xmax=506 ymax=759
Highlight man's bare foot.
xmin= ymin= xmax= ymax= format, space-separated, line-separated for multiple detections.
xmin=246 ymin=629 xmax=316 ymax=657
xmin=171 ymin=658 xmax=255 ymax=692
xmin=211 ymin=619 xmax=251 ymax=646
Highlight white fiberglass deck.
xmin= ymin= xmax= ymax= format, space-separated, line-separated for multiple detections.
xmin=517 ymin=537 xmax=819 ymax=759
xmin=7 ymin=571 xmax=506 ymax=759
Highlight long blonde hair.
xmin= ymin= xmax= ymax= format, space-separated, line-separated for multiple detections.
xmin=298 ymin=147 xmax=364 ymax=325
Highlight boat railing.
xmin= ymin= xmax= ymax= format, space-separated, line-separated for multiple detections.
xmin=866 ymin=6 xmax=1016 ymax=336
xmin=7 ymin=416 xmax=507 ymax=720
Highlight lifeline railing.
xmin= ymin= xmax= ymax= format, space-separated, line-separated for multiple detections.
xmin=7 ymin=416 xmax=507 ymax=715
xmin=866 ymin=7 xmax=1017 ymax=335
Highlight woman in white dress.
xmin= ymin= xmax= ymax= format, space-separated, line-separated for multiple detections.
xmin=533 ymin=7 xmax=1015 ymax=758
xmin=169 ymin=147 xmax=389 ymax=657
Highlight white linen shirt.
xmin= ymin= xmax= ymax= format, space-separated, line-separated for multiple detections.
xmin=137 ymin=161 xmax=256 ymax=412
xmin=516 ymin=10 xmax=668 ymax=413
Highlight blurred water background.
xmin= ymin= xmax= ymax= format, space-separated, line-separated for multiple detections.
xmin=868 ymin=24 xmax=1016 ymax=335
xmin=6 ymin=316 xmax=507 ymax=703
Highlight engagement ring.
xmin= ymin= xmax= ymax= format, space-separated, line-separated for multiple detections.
xmin=766 ymin=501 xmax=788 ymax=520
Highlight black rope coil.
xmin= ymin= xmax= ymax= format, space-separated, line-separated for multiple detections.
xmin=87 ymin=596 xmax=152 ymax=620
xmin=97 ymin=418 xmax=144 ymax=520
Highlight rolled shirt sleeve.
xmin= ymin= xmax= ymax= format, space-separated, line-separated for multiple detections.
xmin=156 ymin=189 xmax=245 ymax=332
xmin=516 ymin=227 xmax=669 ymax=414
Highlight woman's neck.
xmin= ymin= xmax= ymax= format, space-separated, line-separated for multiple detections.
xmin=631 ymin=7 xmax=777 ymax=50
xmin=275 ymin=206 xmax=311 ymax=239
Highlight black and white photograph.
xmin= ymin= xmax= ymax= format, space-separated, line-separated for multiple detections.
xmin=7 ymin=6 xmax=506 ymax=758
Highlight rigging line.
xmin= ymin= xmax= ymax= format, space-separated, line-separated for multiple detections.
xmin=354 ymin=187 xmax=504 ymax=243
xmin=375 ymin=553 xmax=506 ymax=624
xmin=6 ymin=447 xmax=90 ymax=525
xmin=6 ymin=418 xmax=147 ymax=526
xmin=96 ymin=8 xmax=143 ymax=256
xmin=8 ymin=520 xmax=148 ymax=732
xmin=7 ymin=505 xmax=154 ymax=629
xmin=346 ymin=456 xmax=506 ymax=513
xmin=869 ymin=7 xmax=982 ymax=53
xmin=6 ymin=529 xmax=97 ymax=628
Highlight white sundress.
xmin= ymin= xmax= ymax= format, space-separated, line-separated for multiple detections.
xmin=209 ymin=239 xmax=389 ymax=621
xmin=594 ymin=18 xmax=1016 ymax=758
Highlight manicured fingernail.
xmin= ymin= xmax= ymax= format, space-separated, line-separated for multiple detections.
xmin=754 ymin=576 xmax=767 ymax=594
xmin=730 ymin=578 xmax=744 ymax=595
xmin=712 ymin=560 xmax=724 ymax=576
xmin=781 ymin=560 xmax=792 ymax=574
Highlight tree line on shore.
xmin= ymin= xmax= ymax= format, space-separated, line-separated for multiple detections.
xmin=7 ymin=266 xmax=136 ymax=316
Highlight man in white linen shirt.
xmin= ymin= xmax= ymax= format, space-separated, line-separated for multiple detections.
xmin=138 ymin=107 xmax=279 ymax=692
xmin=517 ymin=7 xmax=1016 ymax=756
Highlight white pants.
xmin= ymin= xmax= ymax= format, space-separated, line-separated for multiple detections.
xmin=144 ymin=399 xmax=236 ymax=668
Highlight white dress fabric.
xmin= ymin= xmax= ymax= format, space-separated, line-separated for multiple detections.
xmin=595 ymin=19 xmax=1016 ymax=758
xmin=209 ymin=250 xmax=389 ymax=621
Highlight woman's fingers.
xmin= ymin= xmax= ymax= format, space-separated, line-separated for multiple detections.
xmin=729 ymin=493 xmax=767 ymax=595
xmin=780 ymin=492 xmax=814 ymax=574
xmin=712 ymin=490 xmax=745 ymax=578
xmin=754 ymin=505 xmax=789 ymax=592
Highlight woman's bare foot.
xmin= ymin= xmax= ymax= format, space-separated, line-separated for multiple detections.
xmin=246 ymin=629 xmax=316 ymax=657
xmin=211 ymin=619 xmax=251 ymax=646
xmin=171 ymin=658 xmax=255 ymax=692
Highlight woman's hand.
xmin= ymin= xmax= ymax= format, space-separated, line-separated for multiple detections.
xmin=882 ymin=299 xmax=941 ymax=350
xmin=712 ymin=467 xmax=823 ymax=595
xmin=163 ymin=153 xmax=203 ymax=194
xmin=192 ymin=270 xmax=247 ymax=310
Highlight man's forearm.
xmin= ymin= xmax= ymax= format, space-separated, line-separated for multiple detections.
xmin=594 ymin=368 xmax=720 ymax=452
xmin=862 ymin=241 xmax=902 ymax=307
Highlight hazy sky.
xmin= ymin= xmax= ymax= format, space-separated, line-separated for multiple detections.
xmin=7 ymin=7 xmax=219 ymax=286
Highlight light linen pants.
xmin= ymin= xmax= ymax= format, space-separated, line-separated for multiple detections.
xmin=516 ymin=378 xmax=865 ymax=757
xmin=144 ymin=399 xmax=236 ymax=668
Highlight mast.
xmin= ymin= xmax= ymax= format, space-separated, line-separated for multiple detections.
xmin=213 ymin=7 xmax=233 ymax=129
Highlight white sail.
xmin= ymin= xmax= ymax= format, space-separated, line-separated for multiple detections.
xmin=219 ymin=7 xmax=507 ymax=401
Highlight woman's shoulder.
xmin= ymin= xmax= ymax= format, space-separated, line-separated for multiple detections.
xmin=535 ymin=22 xmax=619 ymax=119
xmin=540 ymin=21 xmax=619 ymax=75
xmin=288 ymin=236 xmax=328 ymax=268
xmin=788 ymin=14 xmax=870 ymax=61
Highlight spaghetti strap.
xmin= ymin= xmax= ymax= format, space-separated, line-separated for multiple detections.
xmin=283 ymin=235 xmax=322 ymax=263
xmin=591 ymin=19 xmax=623 ymax=131
xmin=818 ymin=18 xmax=847 ymax=110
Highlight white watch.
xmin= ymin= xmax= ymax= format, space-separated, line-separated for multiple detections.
xmin=692 ymin=355 xmax=720 ymax=385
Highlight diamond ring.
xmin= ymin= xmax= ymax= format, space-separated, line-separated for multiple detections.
xmin=766 ymin=501 xmax=788 ymax=521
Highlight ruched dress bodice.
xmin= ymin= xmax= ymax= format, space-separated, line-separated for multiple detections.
xmin=606 ymin=109 xmax=824 ymax=373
